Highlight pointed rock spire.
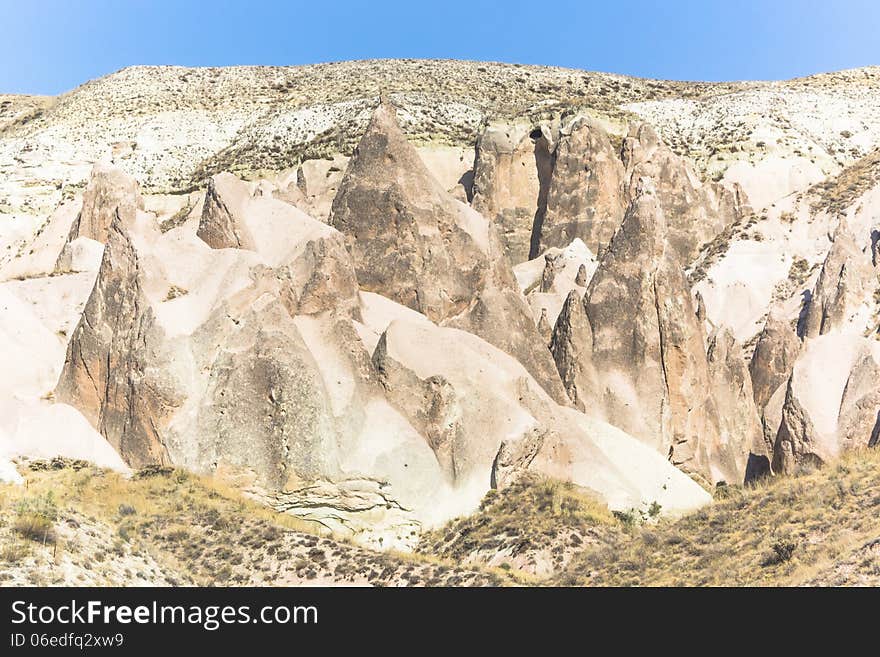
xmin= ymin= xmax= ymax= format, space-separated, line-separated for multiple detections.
xmin=749 ymin=309 xmax=801 ymax=410
xmin=331 ymin=99 xmax=569 ymax=404
xmin=537 ymin=116 xmax=626 ymax=254
xmin=197 ymin=173 xmax=256 ymax=250
xmin=577 ymin=179 xmax=745 ymax=483
xmin=801 ymin=222 xmax=875 ymax=339
xmin=549 ymin=289 xmax=595 ymax=412
xmin=68 ymin=162 xmax=142 ymax=244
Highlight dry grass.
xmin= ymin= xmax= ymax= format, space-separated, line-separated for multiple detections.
xmin=553 ymin=449 xmax=880 ymax=586
xmin=810 ymin=148 xmax=880 ymax=215
xmin=7 ymin=452 xmax=880 ymax=586
xmin=418 ymin=475 xmax=615 ymax=579
xmin=1 ymin=460 xmax=507 ymax=587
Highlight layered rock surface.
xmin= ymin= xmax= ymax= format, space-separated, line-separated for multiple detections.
xmin=331 ymin=101 xmax=569 ymax=405
xmin=550 ymin=180 xmax=757 ymax=484
xmin=537 ymin=117 xmax=626 ymax=255
xmin=471 ymin=121 xmax=550 ymax=263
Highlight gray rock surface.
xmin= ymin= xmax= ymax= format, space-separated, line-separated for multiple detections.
xmin=331 ymin=101 xmax=568 ymax=404
xmin=538 ymin=117 xmax=626 ymax=255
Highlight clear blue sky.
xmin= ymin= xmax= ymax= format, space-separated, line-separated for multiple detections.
xmin=2 ymin=0 xmax=878 ymax=95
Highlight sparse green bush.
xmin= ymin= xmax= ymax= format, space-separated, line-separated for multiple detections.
xmin=13 ymin=492 xmax=58 ymax=543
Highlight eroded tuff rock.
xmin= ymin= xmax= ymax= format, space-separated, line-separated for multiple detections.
xmin=749 ymin=309 xmax=801 ymax=410
xmin=582 ymin=180 xmax=718 ymax=472
xmin=550 ymin=179 xmax=751 ymax=484
xmin=549 ymin=290 xmax=595 ymax=412
xmin=706 ymin=328 xmax=763 ymax=483
xmin=367 ymin=311 xmax=711 ymax=517
xmin=261 ymin=478 xmax=421 ymax=551
xmin=57 ymin=181 xmax=361 ymax=483
xmin=801 ymin=222 xmax=876 ymax=339
xmin=53 ymin=163 xmax=141 ymax=275
xmin=52 ymin=166 xmax=707 ymax=547
xmin=331 ymin=100 xmax=568 ymax=404
xmin=771 ymin=334 xmax=880 ymax=474
xmin=197 ymin=173 xmax=256 ymax=250
xmin=763 ymin=219 xmax=880 ymax=474
xmin=512 ymin=238 xmax=597 ymax=327
xmin=490 ymin=427 xmax=548 ymax=489
xmin=471 ymin=122 xmax=552 ymax=263
xmin=538 ymin=117 xmax=626 ymax=255
xmin=621 ymin=123 xmax=749 ymax=262
xmin=55 ymin=215 xmax=174 ymax=468
xmin=837 ymin=352 xmax=880 ymax=451
xmin=67 ymin=163 xmax=142 ymax=244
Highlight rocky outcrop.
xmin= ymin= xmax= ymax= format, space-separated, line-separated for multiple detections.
xmin=56 ymin=180 xmax=363 ymax=480
xmin=770 ymin=333 xmax=880 ymax=473
xmin=67 ymin=163 xmax=142 ymax=244
xmin=512 ymin=238 xmax=597 ymax=327
xmin=369 ymin=313 xmax=711 ymax=518
xmin=801 ymin=223 xmax=876 ymax=338
xmin=706 ymin=329 xmax=763 ymax=483
xmin=372 ymin=331 xmax=463 ymax=482
xmin=538 ymin=117 xmax=626 ymax=255
xmin=582 ymin=180 xmax=722 ymax=476
xmin=490 ymin=427 xmax=548 ymax=489
xmin=331 ymin=100 xmax=568 ymax=404
xmin=471 ymin=122 xmax=551 ymax=263
xmin=549 ymin=290 xmax=595 ymax=412
xmin=330 ymin=101 xmax=488 ymax=320
xmin=548 ymin=179 xmax=749 ymax=484
xmin=55 ymin=215 xmax=174 ymax=468
xmin=196 ymin=173 xmax=256 ymax=250
xmin=52 ymin=164 xmax=141 ymax=275
xmin=262 ymin=478 xmax=421 ymax=550
xmin=621 ymin=123 xmax=748 ymax=262
xmin=837 ymin=352 xmax=880 ymax=451
xmin=749 ymin=309 xmax=801 ymax=410
xmin=765 ymin=221 xmax=880 ymax=473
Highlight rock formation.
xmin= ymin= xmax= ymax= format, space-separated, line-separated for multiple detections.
xmin=550 ymin=178 xmax=751 ymax=484
xmin=52 ymin=164 xmax=141 ymax=275
xmin=548 ymin=290 xmax=595 ymax=412
xmin=537 ymin=117 xmax=626 ymax=255
xmin=512 ymin=238 xmax=597 ymax=327
xmin=331 ymin=101 xmax=569 ymax=404
xmin=749 ymin=309 xmax=801 ymax=410
xmin=621 ymin=123 xmax=749 ymax=262
xmin=705 ymin=328 xmax=763 ymax=483
xmin=767 ymin=221 xmax=880 ymax=473
xmin=55 ymin=214 xmax=173 ymax=467
xmin=471 ymin=122 xmax=551 ymax=263
xmin=67 ymin=163 xmax=142 ymax=244
xmin=197 ymin=173 xmax=256 ymax=250
xmin=800 ymin=222 xmax=875 ymax=338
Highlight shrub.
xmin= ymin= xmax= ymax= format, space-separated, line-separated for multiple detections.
xmin=13 ymin=492 xmax=58 ymax=543
xmin=763 ymin=538 xmax=797 ymax=566
xmin=0 ymin=542 xmax=30 ymax=563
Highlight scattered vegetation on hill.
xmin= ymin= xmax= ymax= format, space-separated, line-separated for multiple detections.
xmin=552 ymin=450 xmax=880 ymax=586
xmin=0 ymin=459 xmax=507 ymax=587
xmin=811 ymin=148 xmax=880 ymax=215
xmin=417 ymin=475 xmax=616 ymax=579
xmin=5 ymin=450 xmax=880 ymax=586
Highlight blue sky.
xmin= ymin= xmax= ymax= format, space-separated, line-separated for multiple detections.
xmin=2 ymin=0 xmax=878 ymax=95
